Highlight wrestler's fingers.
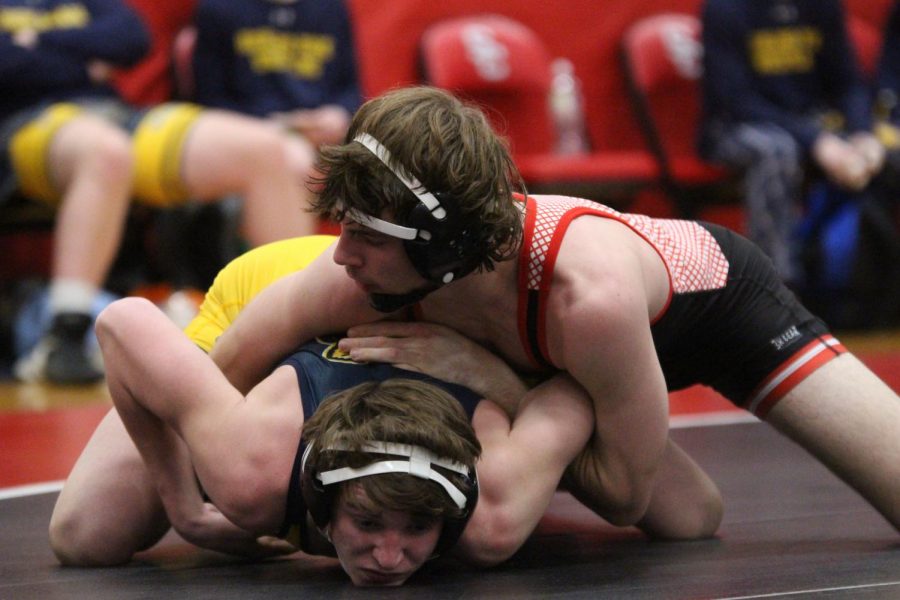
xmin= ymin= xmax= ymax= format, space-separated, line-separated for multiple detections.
xmin=256 ymin=536 xmax=299 ymax=555
xmin=340 ymin=340 xmax=426 ymax=366
xmin=338 ymin=334 xmax=406 ymax=352
xmin=347 ymin=321 xmax=445 ymax=338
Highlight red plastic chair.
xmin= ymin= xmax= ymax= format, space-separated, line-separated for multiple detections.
xmin=621 ymin=13 xmax=738 ymax=218
xmin=847 ymin=15 xmax=882 ymax=80
xmin=420 ymin=14 xmax=555 ymax=155
xmin=421 ymin=14 xmax=658 ymax=206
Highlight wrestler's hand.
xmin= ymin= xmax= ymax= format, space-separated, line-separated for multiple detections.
xmin=340 ymin=321 xmax=528 ymax=418
xmin=175 ymin=503 xmax=297 ymax=559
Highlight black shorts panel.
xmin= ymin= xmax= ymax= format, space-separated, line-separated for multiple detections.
xmin=652 ymin=223 xmax=833 ymax=408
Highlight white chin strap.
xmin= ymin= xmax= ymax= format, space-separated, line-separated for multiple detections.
xmin=304 ymin=440 xmax=470 ymax=509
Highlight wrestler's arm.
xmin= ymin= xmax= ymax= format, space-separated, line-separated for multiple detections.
xmin=339 ymin=314 xmax=722 ymax=539
xmin=96 ymin=297 xmax=298 ymax=554
xmin=210 ymin=246 xmax=381 ymax=393
xmin=545 ymin=238 xmax=670 ymax=527
xmin=457 ymin=375 xmax=594 ymax=566
xmin=338 ymin=321 xmax=528 ymax=417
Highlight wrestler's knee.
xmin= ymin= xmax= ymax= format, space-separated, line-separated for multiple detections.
xmin=639 ymin=488 xmax=723 ymax=541
xmin=49 ymin=505 xmax=134 ymax=566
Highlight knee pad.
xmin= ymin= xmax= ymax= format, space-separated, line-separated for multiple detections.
xmin=131 ymin=102 xmax=203 ymax=207
xmin=9 ymin=103 xmax=84 ymax=205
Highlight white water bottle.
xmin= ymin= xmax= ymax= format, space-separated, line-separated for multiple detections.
xmin=549 ymin=58 xmax=589 ymax=155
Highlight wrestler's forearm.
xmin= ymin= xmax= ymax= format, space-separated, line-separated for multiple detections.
xmin=635 ymin=439 xmax=723 ymax=539
xmin=107 ymin=375 xmax=206 ymax=533
xmin=459 ymin=376 xmax=593 ymax=566
xmin=108 ymin=374 xmax=271 ymax=554
xmin=209 ymin=265 xmax=349 ymax=393
xmin=463 ymin=359 xmax=528 ymax=420
xmin=96 ymin=299 xmax=219 ymax=531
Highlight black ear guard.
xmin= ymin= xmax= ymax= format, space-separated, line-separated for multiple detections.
xmin=349 ymin=133 xmax=484 ymax=286
xmin=299 ymin=440 xmax=479 ymax=556
xmin=403 ymin=190 xmax=484 ymax=284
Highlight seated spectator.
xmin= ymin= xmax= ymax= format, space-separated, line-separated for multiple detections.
xmin=191 ymin=0 xmax=363 ymax=190
xmin=698 ymin=0 xmax=885 ymax=285
xmin=2 ymin=0 xmax=317 ymax=384
xmin=875 ymin=0 xmax=900 ymax=170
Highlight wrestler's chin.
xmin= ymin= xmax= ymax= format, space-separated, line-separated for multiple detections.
xmin=352 ymin=569 xmax=408 ymax=587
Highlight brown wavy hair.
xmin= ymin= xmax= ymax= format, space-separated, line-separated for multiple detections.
xmin=302 ymin=378 xmax=481 ymax=521
xmin=312 ymin=86 xmax=525 ymax=272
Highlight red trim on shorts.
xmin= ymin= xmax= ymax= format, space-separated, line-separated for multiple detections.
xmin=747 ymin=335 xmax=847 ymax=419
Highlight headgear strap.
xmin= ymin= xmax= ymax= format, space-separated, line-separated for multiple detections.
xmin=302 ymin=440 xmax=471 ymax=509
xmin=353 ymin=133 xmax=446 ymax=220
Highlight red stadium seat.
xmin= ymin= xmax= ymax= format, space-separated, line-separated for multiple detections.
xmin=420 ymin=14 xmax=658 ymax=206
xmin=847 ymin=15 xmax=882 ymax=79
xmin=621 ymin=13 xmax=739 ymax=218
xmin=420 ymin=14 xmax=555 ymax=155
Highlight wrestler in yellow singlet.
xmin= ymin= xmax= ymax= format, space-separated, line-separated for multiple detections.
xmin=184 ymin=234 xmax=336 ymax=351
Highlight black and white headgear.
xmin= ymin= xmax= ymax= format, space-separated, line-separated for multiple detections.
xmin=301 ymin=439 xmax=479 ymax=556
xmin=346 ymin=134 xmax=485 ymax=297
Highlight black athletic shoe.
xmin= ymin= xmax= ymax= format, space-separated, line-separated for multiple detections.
xmin=15 ymin=313 xmax=104 ymax=385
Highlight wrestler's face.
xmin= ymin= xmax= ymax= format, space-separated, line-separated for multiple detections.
xmin=334 ymin=217 xmax=428 ymax=295
xmin=328 ymin=485 xmax=442 ymax=586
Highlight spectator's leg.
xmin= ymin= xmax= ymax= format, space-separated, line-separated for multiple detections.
xmin=13 ymin=111 xmax=133 ymax=383
xmin=178 ymin=110 xmax=319 ymax=246
xmin=706 ymin=123 xmax=804 ymax=283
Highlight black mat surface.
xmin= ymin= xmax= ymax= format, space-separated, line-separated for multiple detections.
xmin=4 ymin=423 xmax=899 ymax=599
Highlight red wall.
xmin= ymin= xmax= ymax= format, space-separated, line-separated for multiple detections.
xmin=115 ymin=0 xmax=893 ymax=143
xmin=348 ymin=0 xmax=893 ymax=153
xmin=114 ymin=0 xmax=197 ymax=106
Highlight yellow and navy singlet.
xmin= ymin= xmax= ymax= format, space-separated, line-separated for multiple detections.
xmin=185 ymin=235 xmax=336 ymax=352
xmin=277 ymin=335 xmax=481 ymax=549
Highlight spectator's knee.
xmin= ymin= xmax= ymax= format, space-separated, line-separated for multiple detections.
xmin=81 ymin=123 xmax=134 ymax=185
xmin=282 ymin=135 xmax=317 ymax=181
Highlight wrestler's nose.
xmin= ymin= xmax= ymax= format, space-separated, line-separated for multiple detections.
xmin=371 ymin=532 xmax=405 ymax=570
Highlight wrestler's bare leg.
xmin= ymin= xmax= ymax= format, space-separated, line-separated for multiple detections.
xmin=49 ymin=409 xmax=169 ymax=565
xmin=765 ymin=353 xmax=900 ymax=531
xmin=564 ymin=436 xmax=723 ymax=539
